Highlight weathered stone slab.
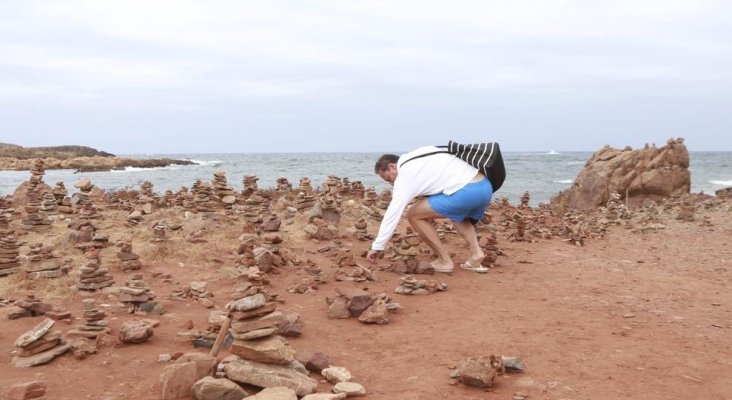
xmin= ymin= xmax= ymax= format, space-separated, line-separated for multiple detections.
xmin=192 ymin=376 xmax=247 ymax=400
xmin=332 ymin=382 xmax=366 ymax=397
xmin=231 ymin=311 xmax=284 ymax=333
xmin=243 ymin=386 xmax=296 ymax=400
xmin=14 ymin=318 xmax=54 ymax=347
xmin=230 ymin=336 xmax=295 ymax=365
xmin=227 ymin=294 xmax=267 ymax=312
xmin=224 ymin=357 xmax=317 ymax=397
xmin=12 ymin=343 xmax=71 ymax=368
xmin=161 ymin=361 xmax=197 ymax=400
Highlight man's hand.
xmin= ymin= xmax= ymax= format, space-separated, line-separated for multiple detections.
xmin=366 ymin=249 xmax=384 ymax=264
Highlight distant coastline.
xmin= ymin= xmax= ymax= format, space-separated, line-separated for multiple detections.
xmin=0 ymin=143 xmax=195 ymax=172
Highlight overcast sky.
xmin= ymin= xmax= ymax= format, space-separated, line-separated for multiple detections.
xmin=1 ymin=0 xmax=730 ymax=154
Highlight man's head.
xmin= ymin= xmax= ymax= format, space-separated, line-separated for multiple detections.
xmin=374 ymin=154 xmax=399 ymax=185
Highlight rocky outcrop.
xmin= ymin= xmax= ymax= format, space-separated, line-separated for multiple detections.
xmin=0 ymin=143 xmax=114 ymax=159
xmin=552 ymin=138 xmax=690 ymax=211
xmin=0 ymin=156 xmax=195 ymax=172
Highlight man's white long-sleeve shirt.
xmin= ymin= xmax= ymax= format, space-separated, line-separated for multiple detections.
xmin=371 ymin=146 xmax=479 ymax=251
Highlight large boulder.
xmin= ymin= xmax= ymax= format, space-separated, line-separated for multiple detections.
xmin=552 ymin=138 xmax=690 ymax=210
xmin=223 ymin=356 xmax=318 ymax=397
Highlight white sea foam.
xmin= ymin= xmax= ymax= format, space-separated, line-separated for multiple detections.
xmin=554 ymin=179 xmax=573 ymax=184
xmin=188 ymin=159 xmax=222 ymax=166
xmin=566 ymin=161 xmax=583 ymax=165
xmin=710 ymin=180 xmax=732 ymax=186
xmin=112 ymin=166 xmax=176 ymax=173
xmin=547 ymin=150 xmax=559 ymax=155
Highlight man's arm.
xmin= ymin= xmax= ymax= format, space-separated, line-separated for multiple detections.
xmin=370 ymin=175 xmax=419 ymax=251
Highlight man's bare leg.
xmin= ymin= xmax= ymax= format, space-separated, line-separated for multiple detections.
xmin=406 ymin=200 xmax=453 ymax=271
xmin=453 ymin=220 xmax=485 ymax=266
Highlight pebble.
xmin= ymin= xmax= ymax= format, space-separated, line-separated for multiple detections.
xmin=158 ymin=354 xmax=172 ymax=363
xmin=333 ymin=382 xmax=366 ymax=397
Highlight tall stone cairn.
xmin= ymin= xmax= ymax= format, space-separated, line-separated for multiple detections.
xmin=351 ymin=181 xmax=365 ymax=198
xmin=117 ymin=241 xmax=142 ymax=271
xmin=22 ymin=161 xmax=52 ymax=231
xmin=520 ymin=192 xmax=530 ymax=208
xmin=73 ymin=177 xmax=94 ymax=209
xmin=194 ymin=182 xmax=217 ymax=213
xmin=67 ymin=299 xmax=110 ymax=339
xmin=119 ymin=273 xmax=155 ymax=312
xmin=276 ymin=177 xmax=292 ymax=192
xmin=212 ymin=171 xmax=237 ymax=208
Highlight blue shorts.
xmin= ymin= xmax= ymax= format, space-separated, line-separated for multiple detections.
xmin=427 ymin=178 xmax=493 ymax=223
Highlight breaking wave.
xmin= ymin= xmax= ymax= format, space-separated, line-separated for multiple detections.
xmin=554 ymin=179 xmax=573 ymax=184
xmin=710 ymin=180 xmax=732 ymax=186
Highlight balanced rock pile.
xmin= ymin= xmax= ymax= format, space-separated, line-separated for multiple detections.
xmin=353 ymin=217 xmax=372 ymax=241
xmin=276 ymin=176 xmax=292 ymax=192
xmin=295 ymin=192 xmax=317 ymax=211
xmin=40 ymin=192 xmax=58 ymax=216
xmin=212 ymin=171 xmax=237 ymax=207
xmin=119 ymin=274 xmax=156 ymax=311
xmin=77 ymin=249 xmax=115 ymax=291
xmin=13 ymin=318 xmax=71 ymax=368
xmin=24 ymin=243 xmax=63 ymax=279
xmin=193 ymin=182 xmax=217 ymax=213
xmin=242 ymin=175 xmax=259 ymax=197
xmin=21 ymin=188 xmax=52 ymax=232
xmin=8 ymin=294 xmax=55 ymax=320
xmin=189 ymin=281 xmax=215 ymax=308
xmin=222 ymin=290 xmax=319 ymax=396
xmin=326 ymin=289 xmax=398 ymax=325
xmin=299 ymin=177 xmax=313 ymax=193
xmin=53 ymin=182 xmax=73 ymax=213
xmin=0 ymin=228 xmax=21 ymax=277
xmin=117 ymin=241 xmax=142 ymax=271
xmin=68 ymin=299 xmax=110 ymax=339
xmin=395 ymin=275 xmax=448 ymax=295
xmin=72 ymin=177 xmax=95 ymax=209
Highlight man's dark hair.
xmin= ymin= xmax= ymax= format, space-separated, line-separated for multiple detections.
xmin=374 ymin=154 xmax=399 ymax=173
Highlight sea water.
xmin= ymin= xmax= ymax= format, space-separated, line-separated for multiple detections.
xmin=1 ymin=152 xmax=730 ymax=206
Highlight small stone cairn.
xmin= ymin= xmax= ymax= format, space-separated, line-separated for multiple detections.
xmin=322 ymin=176 xmax=341 ymax=195
xmin=242 ymin=176 xmax=259 ymax=198
xmin=213 ymin=171 xmax=237 ymax=208
xmin=276 ymin=176 xmax=292 ymax=192
xmin=354 ymin=217 xmax=372 ymax=241
xmin=12 ymin=318 xmax=71 ymax=368
xmin=520 ymin=191 xmax=530 ymax=208
xmin=77 ymin=249 xmax=115 ymax=291
xmin=395 ymin=275 xmax=448 ymax=295
xmin=390 ymin=233 xmax=434 ymax=274
xmin=295 ymin=192 xmax=316 ymax=211
xmin=22 ymin=171 xmax=52 ymax=231
xmin=52 ymin=182 xmax=73 ymax=214
xmin=298 ymin=177 xmax=313 ymax=193
xmin=193 ymin=181 xmax=217 ymax=213
xmin=40 ymin=192 xmax=58 ymax=216
xmin=0 ymin=219 xmax=21 ymax=277
xmin=68 ymin=299 xmax=110 ymax=339
xmin=377 ymin=189 xmax=392 ymax=210
xmin=508 ymin=211 xmax=526 ymax=242
xmin=189 ymin=281 xmax=214 ymax=308
xmin=24 ymin=243 xmax=63 ymax=279
xmin=150 ymin=220 xmax=169 ymax=242
xmin=603 ymin=191 xmax=631 ymax=225
xmin=351 ymin=180 xmax=365 ymax=198
xmin=119 ymin=273 xmax=156 ymax=312
xmin=117 ymin=241 xmax=142 ymax=271
xmin=72 ymin=177 xmax=95 ymax=209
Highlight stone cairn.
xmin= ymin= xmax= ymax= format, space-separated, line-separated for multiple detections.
xmin=173 ymin=280 xmax=215 ymax=309
xmin=22 ymin=163 xmax=52 ymax=231
xmin=150 ymin=220 xmax=169 ymax=242
xmin=194 ymin=181 xmax=218 ymax=213
xmin=389 ymin=234 xmax=421 ymax=274
xmin=117 ymin=241 xmax=142 ymax=271
xmin=242 ymin=176 xmax=259 ymax=198
xmin=520 ymin=191 xmax=530 ymax=208
xmin=603 ymin=191 xmax=631 ymax=225
xmin=12 ymin=318 xmax=71 ymax=368
xmin=68 ymin=299 xmax=110 ymax=339
xmin=77 ymin=249 xmax=115 ymax=291
xmin=395 ymin=275 xmax=448 ymax=295
xmin=72 ymin=177 xmax=95 ymax=209
xmin=507 ymin=211 xmax=526 ymax=242
xmin=340 ymin=177 xmax=353 ymax=196
xmin=276 ymin=176 xmax=292 ymax=192
xmin=0 ymin=215 xmax=21 ymax=277
xmin=295 ymin=192 xmax=316 ymax=211
xmin=222 ymin=290 xmax=321 ymax=396
xmin=260 ymin=213 xmax=281 ymax=232
xmin=377 ymin=189 xmax=392 ymax=210
xmin=322 ymin=176 xmax=341 ymax=195
xmin=135 ymin=181 xmax=155 ymax=215
xmin=40 ymin=192 xmax=58 ymax=216
xmin=119 ymin=273 xmax=155 ymax=312
xmin=351 ymin=181 xmax=365 ymax=198
xmin=213 ymin=171 xmax=237 ymax=208
xmin=52 ymin=182 xmax=73 ymax=214
xmin=298 ymin=177 xmax=313 ymax=193
xmin=354 ymin=217 xmax=372 ymax=241
xmin=24 ymin=243 xmax=63 ymax=279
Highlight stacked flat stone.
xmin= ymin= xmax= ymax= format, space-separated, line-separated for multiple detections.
xmin=354 ymin=217 xmax=371 ymax=241
xmin=117 ymin=242 xmax=142 ymax=271
xmin=377 ymin=189 xmax=392 ymax=210
xmin=226 ymin=292 xmax=296 ymax=365
xmin=0 ymin=197 xmax=14 ymax=215
xmin=9 ymin=294 xmax=52 ymax=320
xmin=151 ymin=220 xmax=168 ymax=241
xmin=294 ymin=192 xmax=316 ymax=211
xmin=21 ymin=191 xmax=51 ymax=232
xmin=604 ymin=191 xmax=631 ymax=224
xmin=52 ymin=182 xmax=73 ymax=214
xmin=12 ymin=318 xmax=71 ymax=368
xmin=24 ymin=243 xmax=62 ymax=279
xmin=68 ymin=299 xmax=110 ymax=339
xmin=243 ymin=194 xmax=267 ymax=221
xmin=351 ymin=180 xmax=365 ymax=198
xmin=119 ymin=274 xmax=155 ymax=311
xmin=395 ymin=275 xmax=448 ymax=295
xmin=141 ymin=181 xmax=154 ymax=197
xmin=509 ymin=211 xmax=526 ymax=242
xmin=126 ymin=210 xmax=143 ymax=227
xmin=73 ymin=177 xmax=94 ymax=208
xmin=340 ymin=177 xmax=353 ymax=196
xmin=391 ymin=235 xmax=420 ymax=272
xmin=520 ymin=191 xmax=530 ymax=208
xmin=242 ymin=176 xmax=259 ymax=197
xmin=318 ymin=195 xmax=341 ymax=226
xmin=298 ymin=177 xmax=313 ymax=193
xmin=189 ymin=281 xmax=214 ymax=308
xmin=276 ymin=177 xmax=292 ymax=192
xmin=78 ymin=202 xmax=102 ymax=220
xmin=362 ymin=188 xmax=378 ymax=206
xmin=283 ymin=206 xmax=297 ymax=223
xmin=323 ymin=176 xmax=341 ymax=195
xmin=77 ymin=250 xmax=114 ymax=291
xmin=162 ymin=190 xmax=176 ymax=208
xmin=0 ymin=230 xmax=21 ymax=277
xmin=40 ymin=192 xmax=58 ymax=216
xmin=194 ymin=182 xmax=217 ymax=213
xmin=212 ymin=171 xmax=237 ymax=206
